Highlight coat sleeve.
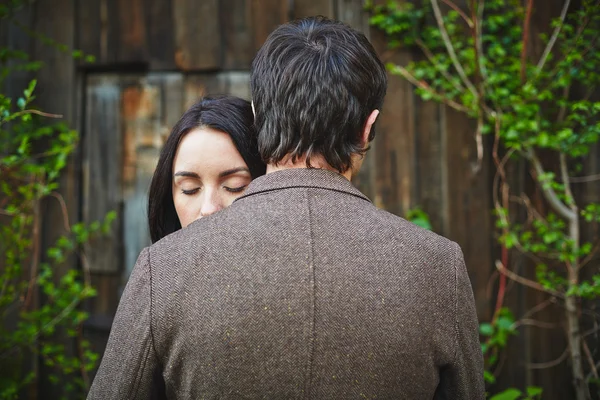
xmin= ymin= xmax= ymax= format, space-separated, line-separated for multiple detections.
xmin=435 ymin=243 xmax=486 ymax=400
xmin=87 ymin=247 xmax=166 ymax=400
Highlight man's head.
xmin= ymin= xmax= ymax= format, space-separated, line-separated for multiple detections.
xmin=251 ymin=16 xmax=387 ymax=175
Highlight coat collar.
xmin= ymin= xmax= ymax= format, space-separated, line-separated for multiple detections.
xmin=235 ymin=168 xmax=372 ymax=204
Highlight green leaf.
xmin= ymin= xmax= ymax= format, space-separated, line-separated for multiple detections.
xmin=490 ymin=388 xmax=522 ymax=400
xmin=526 ymin=386 xmax=543 ymax=397
xmin=479 ymin=323 xmax=494 ymax=336
xmin=484 ymin=370 xmax=496 ymax=384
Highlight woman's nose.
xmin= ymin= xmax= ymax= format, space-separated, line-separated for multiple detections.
xmin=199 ymin=189 xmax=223 ymax=217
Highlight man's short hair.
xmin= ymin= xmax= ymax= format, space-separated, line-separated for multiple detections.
xmin=251 ymin=16 xmax=387 ymax=173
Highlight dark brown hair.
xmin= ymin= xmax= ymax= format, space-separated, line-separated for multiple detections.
xmin=251 ymin=16 xmax=387 ymax=173
xmin=148 ymin=96 xmax=265 ymax=243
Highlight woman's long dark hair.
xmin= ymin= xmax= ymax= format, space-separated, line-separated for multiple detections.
xmin=148 ymin=96 xmax=266 ymax=243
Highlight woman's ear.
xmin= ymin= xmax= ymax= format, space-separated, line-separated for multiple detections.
xmin=251 ymin=101 xmax=256 ymax=117
xmin=361 ymin=109 xmax=380 ymax=147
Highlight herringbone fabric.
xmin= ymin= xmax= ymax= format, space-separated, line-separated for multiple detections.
xmin=88 ymin=168 xmax=484 ymax=399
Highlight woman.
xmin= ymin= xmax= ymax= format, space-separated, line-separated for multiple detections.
xmin=148 ymin=96 xmax=266 ymax=243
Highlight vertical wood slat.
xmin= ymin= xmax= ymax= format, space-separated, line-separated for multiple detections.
xmin=120 ymin=77 xmax=164 ymax=277
xmin=83 ymin=77 xmax=123 ymax=273
xmin=369 ymin=28 xmax=416 ymax=215
xmin=250 ymin=0 xmax=290 ymax=51
xmin=336 ymin=0 xmax=370 ymax=32
xmin=116 ymin=0 xmax=148 ymax=63
xmin=76 ymin=0 xmax=119 ymax=65
xmin=442 ymin=106 xmax=493 ymax=319
xmin=145 ymin=0 xmax=176 ymax=70
xmin=292 ymin=0 xmax=335 ymax=19
xmin=415 ymin=99 xmax=445 ymax=233
xmin=172 ymin=0 xmax=221 ymax=70
xmin=221 ymin=0 xmax=254 ymax=70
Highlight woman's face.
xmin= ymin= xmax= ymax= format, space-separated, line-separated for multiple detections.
xmin=172 ymin=127 xmax=252 ymax=227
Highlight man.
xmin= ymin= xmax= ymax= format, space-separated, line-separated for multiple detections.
xmin=89 ymin=16 xmax=484 ymax=399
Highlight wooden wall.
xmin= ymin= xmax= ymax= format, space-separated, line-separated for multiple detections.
xmin=4 ymin=0 xmax=597 ymax=399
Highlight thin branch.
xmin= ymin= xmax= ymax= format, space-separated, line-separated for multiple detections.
xmin=388 ymin=64 xmax=471 ymax=113
xmin=23 ymin=198 xmax=41 ymax=310
xmin=557 ymin=86 xmax=571 ymax=123
xmin=0 ymin=109 xmax=63 ymax=126
xmin=49 ymin=192 xmax=71 ymax=232
xmin=583 ymin=340 xmax=599 ymax=380
xmin=527 ymin=347 xmax=569 ymax=369
xmin=476 ymin=0 xmax=487 ymax=80
xmin=430 ymin=0 xmax=479 ymax=98
xmin=0 ymin=209 xmax=16 ymax=217
xmin=514 ymin=318 xmax=560 ymax=330
xmin=521 ymin=297 xmax=556 ymax=320
xmin=495 ymin=260 xmax=565 ymax=298
xmin=441 ymin=0 xmax=473 ymax=28
xmin=570 ymin=173 xmax=600 ymax=183
xmin=527 ymin=149 xmax=577 ymax=221
xmin=560 ymin=153 xmax=575 ymax=208
xmin=473 ymin=114 xmax=484 ymax=173
xmin=580 ymin=242 xmax=600 ymax=268
xmin=521 ymin=0 xmax=534 ymax=82
xmin=536 ymin=0 xmax=572 ymax=73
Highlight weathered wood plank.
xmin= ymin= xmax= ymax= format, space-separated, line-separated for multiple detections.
xmin=221 ymin=0 xmax=254 ymax=70
xmin=250 ymin=0 xmax=290 ymax=51
xmin=147 ymin=73 xmax=185 ymax=134
xmin=369 ymin=29 xmax=416 ymax=216
xmin=116 ymin=0 xmax=148 ymax=63
xmin=172 ymin=0 xmax=221 ymax=70
xmin=293 ymin=0 xmax=335 ymax=19
xmin=83 ymin=77 xmax=123 ymax=273
xmin=415 ymin=98 xmax=445 ymax=233
xmin=336 ymin=0 xmax=370 ymax=32
xmin=442 ymin=106 xmax=493 ymax=319
xmin=120 ymin=78 xmax=162 ymax=277
xmin=31 ymin=1 xmax=80 ymax=397
xmin=145 ymin=0 xmax=176 ymax=70
xmin=76 ymin=0 xmax=119 ymax=65
xmin=184 ymin=72 xmax=251 ymax=109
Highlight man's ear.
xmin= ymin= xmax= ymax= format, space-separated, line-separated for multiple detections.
xmin=361 ymin=109 xmax=380 ymax=147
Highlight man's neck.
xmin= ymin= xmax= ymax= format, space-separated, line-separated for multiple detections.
xmin=266 ymin=154 xmax=353 ymax=180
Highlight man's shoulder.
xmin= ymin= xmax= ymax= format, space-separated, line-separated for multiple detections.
xmin=372 ymin=208 xmax=459 ymax=258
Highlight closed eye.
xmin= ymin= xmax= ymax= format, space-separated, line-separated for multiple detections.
xmin=225 ymin=185 xmax=247 ymax=193
xmin=181 ymin=188 xmax=200 ymax=195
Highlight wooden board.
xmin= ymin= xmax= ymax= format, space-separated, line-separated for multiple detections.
xmin=250 ymin=0 xmax=290 ymax=51
xmin=221 ymin=0 xmax=254 ymax=70
xmin=336 ymin=0 xmax=370 ymax=33
xmin=172 ymin=0 xmax=221 ymax=70
xmin=442 ymin=106 xmax=493 ymax=319
xmin=144 ymin=0 xmax=176 ymax=69
xmin=292 ymin=0 xmax=335 ymax=19
xmin=184 ymin=72 xmax=251 ymax=109
xmin=83 ymin=77 xmax=123 ymax=273
xmin=116 ymin=0 xmax=149 ymax=63
xmin=76 ymin=0 xmax=119 ymax=65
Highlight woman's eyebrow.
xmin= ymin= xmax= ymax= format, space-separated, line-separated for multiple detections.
xmin=219 ymin=167 xmax=250 ymax=178
xmin=173 ymin=171 xmax=200 ymax=178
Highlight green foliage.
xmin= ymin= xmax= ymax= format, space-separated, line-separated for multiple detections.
xmin=480 ymin=308 xmax=517 ymax=386
xmin=405 ymin=207 xmax=433 ymax=230
xmin=490 ymin=386 xmax=542 ymax=400
xmin=1 ymin=3 xmax=105 ymax=399
xmin=369 ymin=0 xmax=600 ymax=397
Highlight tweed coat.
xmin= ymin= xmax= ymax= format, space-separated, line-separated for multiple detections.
xmin=88 ymin=168 xmax=485 ymax=400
